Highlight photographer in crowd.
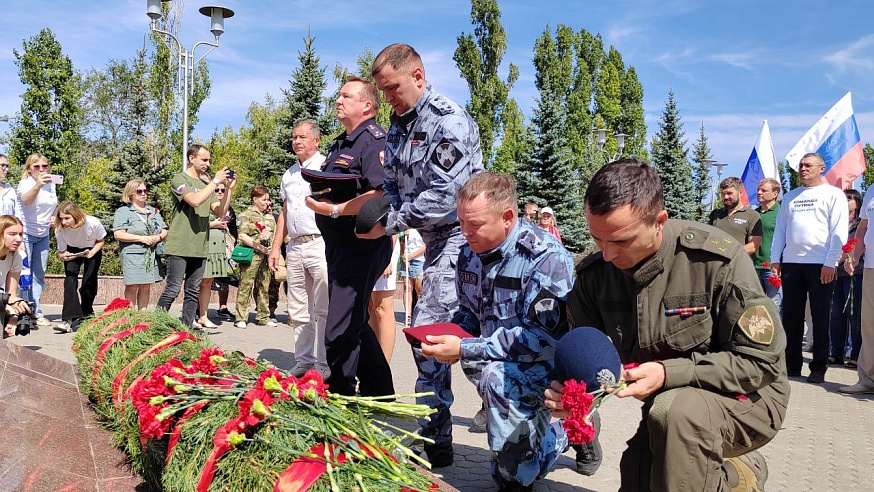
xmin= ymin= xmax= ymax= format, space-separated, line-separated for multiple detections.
xmin=0 ymin=215 xmax=30 ymax=339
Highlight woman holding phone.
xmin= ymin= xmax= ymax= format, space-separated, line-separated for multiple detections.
xmin=16 ymin=153 xmax=59 ymax=328
xmin=52 ymin=202 xmax=106 ymax=333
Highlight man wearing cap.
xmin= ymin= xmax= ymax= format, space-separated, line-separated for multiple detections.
xmin=421 ymin=172 xmax=573 ymax=491
xmin=548 ymin=158 xmax=788 ymax=492
xmin=303 ymin=77 xmax=393 ymax=397
xmin=360 ymin=43 xmax=484 ymax=467
xmin=269 ymin=120 xmax=331 ymax=379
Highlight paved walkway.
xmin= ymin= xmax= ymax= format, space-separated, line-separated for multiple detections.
xmin=9 ymin=302 xmax=874 ymax=491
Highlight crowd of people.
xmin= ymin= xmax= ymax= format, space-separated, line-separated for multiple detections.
xmin=4 ymin=41 xmax=874 ymax=492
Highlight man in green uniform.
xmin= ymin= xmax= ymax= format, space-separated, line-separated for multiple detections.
xmin=546 ymin=158 xmax=789 ymax=492
xmin=157 ymin=144 xmax=235 ymax=328
xmin=752 ymin=178 xmax=782 ymax=310
xmin=708 ymin=176 xmax=763 ymax=255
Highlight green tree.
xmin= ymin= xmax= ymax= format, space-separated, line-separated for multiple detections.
xmin=9 ymin=28 xmax=84 ymax=201
xmin=862 ymin=143 xmax=874 ymax=190
xmin=530 ymin=88 xmax=587 ymax=252
xmin=454 ymin=0 xmax=519 ymax=167
xmin=618 ymin=66 xmax=647 ymax=158
xmin=257 ymin=31 xmax=329 ymax=201
xmin=332 ymin=47 xmax=392 ymax=129
xmin=651 ymin=90 xmax=694 ymax=220
xmin=691 ymin=123 xmax=714 ymax=222
xmin=492 ymin=99 xmax=530 ymax=176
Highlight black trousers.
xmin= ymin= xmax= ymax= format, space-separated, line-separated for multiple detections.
xmin=781 ymin=262 xmax=835 ymax=374
xmin=323 ymin=235 xmax=394 ymax=397
xmin=62 ymin=246 xmax=102 ymax=325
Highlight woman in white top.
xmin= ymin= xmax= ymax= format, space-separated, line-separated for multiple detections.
xmin=16 ymin=153 xmax=58 ymax=327
xmin=369 ymin=235 xmax=400 ymax=362
xmin=0 ymin=215 xmax=27 ymax=338
xmin=52 ymin=202 xmax=106 ymax=333
xmin=0 ymin=154 xmax=17 ymax=216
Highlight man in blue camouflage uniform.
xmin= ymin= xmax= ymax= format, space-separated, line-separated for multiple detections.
xmin=362 ymin=43 xmax=484 ymax=467
xmin=422 ymin=172 xmax=571 ymax=492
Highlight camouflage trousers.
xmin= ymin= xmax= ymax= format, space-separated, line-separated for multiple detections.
xmin=235 ymin=252 xmax=271 ymax=324
xmin=411 ymin=229 xmax=465 ymax=452
xmin=464 ymin=359 xmax=567 ymax=486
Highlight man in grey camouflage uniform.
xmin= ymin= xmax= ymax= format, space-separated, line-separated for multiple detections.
xmin=361 ymin=43 xmax=484 ymax=466
xmin=422 ymin=172 xmax=571 ymax=491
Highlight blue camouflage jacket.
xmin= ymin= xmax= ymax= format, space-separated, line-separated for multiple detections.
xmin=455 ymin=219 xmax=574 ymax=363
xmin=383 ymin=85 xmax=483 ymax=235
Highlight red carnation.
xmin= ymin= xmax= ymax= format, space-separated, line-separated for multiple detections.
xmin=298 ymin=369 xmax=329 ymax=402
xmin=104 ymin=297 xmax=132 ymax=313
xmin=256 ymin=368 xmax=284 ymax=392
xmin=842 ymin=244 xmax=855 ymax=254
xmin=761 ymin=261 xmax=769 ymax=268
xmin=849 ymin=238 xmax=860 ymax=245
xmin=767 ymin=275 xmax=782 ymax=288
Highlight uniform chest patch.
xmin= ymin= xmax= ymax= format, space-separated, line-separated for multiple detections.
xmin=431 ymin=138 xmax=463 ymax=171
xmin=459 ymin=271 xmax=478 ymax=285
xmin=387 ymin=134 xmax=402 ymax=143
xmin=738 ymin=305 xmax=775 ymax=345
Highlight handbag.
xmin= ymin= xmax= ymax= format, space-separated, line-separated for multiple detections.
xmin=274 ymin=252 xmax=287 ymax=283
xmin=230 ymin=245 xmax=254 ymax=265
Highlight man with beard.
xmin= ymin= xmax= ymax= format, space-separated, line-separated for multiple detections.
xmin=708 ymin=177 xmax=763 ymax=256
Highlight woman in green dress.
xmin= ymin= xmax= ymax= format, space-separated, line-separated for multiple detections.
xmin=196 ymin=179 xmax=231 ymax=329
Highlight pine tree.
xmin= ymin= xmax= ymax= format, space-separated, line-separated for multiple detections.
xmin=651 ymin=90 xmax=694 ymax=220
xmin=492 ymin=99 xmax=530 ymax=176
xmin=862 ymin=143 xmax=874 ymax=190
xmin=691 ymin=123 xmax=714 ymax=222
xmin=9 ymin=28 xmax=83 ymax=201
xmin=454 ymin=0 xmax=518 ymax=167
xmin=257 ymin=31 xmax=328 ymax=199
xmin=531 ymin=88 xmax=586 ymax=252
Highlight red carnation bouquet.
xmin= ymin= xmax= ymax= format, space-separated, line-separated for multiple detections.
xmin=843 ymin=238 xmax=861 ymax=314
xmin=560 ymin=362 xmax=638 ymax=444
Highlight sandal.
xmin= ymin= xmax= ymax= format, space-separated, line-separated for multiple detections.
xmin=198 ymin=318 xmax=218 ymax=329
xmin=845 ymin=359 xmax=858 ymax=368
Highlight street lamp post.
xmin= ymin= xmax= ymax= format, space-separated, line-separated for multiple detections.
xmin=146 ymin=0 xmax=233 ymax=170
xmin=710 ymin=160 xmax=728 ymax=210
xmin=591 ymin=129 xmax=631 ymax=162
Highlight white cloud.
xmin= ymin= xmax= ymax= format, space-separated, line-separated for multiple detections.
xmin=709 ymin=52 xmax=756 ymax=70
xmin=825 ymin=34 xmax=874 ymax=71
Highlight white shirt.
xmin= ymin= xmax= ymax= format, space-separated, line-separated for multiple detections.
xmin=770 ymin=183 xmax=848 ymax=267
xmin=280 ymin=152 xmax=325 ymax=238
xmin=56 ymin=215 xmax=107 ymax=250
xmin=0 ymin=249 xmax=23 ymax=291
xmin=0 ymin=185 xmax=17 ymax=217
xmin=405 ymin=228 xmax=425 ymax=258
xmin=16 ymin=176 xmax=58 ymax=238
xmin=860 ymin=186 xmax=874 ymax=257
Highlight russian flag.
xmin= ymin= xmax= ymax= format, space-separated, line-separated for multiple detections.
xmin=740 ymin=120 xmax=779 ymax=206
xmin=785 ymin=92 xmax=866 ymax=189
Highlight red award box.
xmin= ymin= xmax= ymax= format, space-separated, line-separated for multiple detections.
xmin=402 ymin=323 xmax=473 ymax=348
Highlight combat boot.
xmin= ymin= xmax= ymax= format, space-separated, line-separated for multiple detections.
xmin=723 ymin=450 xmax=768 ymax=492
xmin=571 ymin=413 xmax=602 ymax=476
xmin=469 ymin=404 xmax=487 ymax=433
xmin=496 ymin=478 xmax=533 ymax=492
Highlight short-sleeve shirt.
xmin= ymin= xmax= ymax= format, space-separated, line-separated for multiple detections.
xmin=0 ymin=249 xmax=24 ymax=290
xmin=56 ymin=215 xmax=107 ymax=250
xmin=751 ymin=202 xmax=780 ymax=269
xmin=164 ymin=172 xmax=217 ymax=258
xmin=113 ymin=204 xmax=168 ymax=255
xmin=708 ymin=206 xmax=763 ymax=247
xmin=16 ymin=176 xmax=58 ymax=238
xmin=314 ymin=118 xmax=386 ymax=242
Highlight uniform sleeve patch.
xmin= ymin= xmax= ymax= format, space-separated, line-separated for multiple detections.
xmin=431 ymin=138 xmax=464 ymax=171
xmin=737 ymin=305 xmax=775 ymax=345
xmin=528 ymin=288 xmax=568 ymax=334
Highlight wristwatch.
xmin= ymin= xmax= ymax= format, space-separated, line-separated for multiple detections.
xmin=211 ymin=177 xmax=220 ymax=185
xmin=330 ymin=204 xmax=340 ymax=219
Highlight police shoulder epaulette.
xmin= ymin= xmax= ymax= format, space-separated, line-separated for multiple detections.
xmin=678 ymin=225 xmax=738 ymax=260
xmin=575 ymin=248 xmax=603 ymax=273
xmin=366 ymin=124 xmax=386 ymax=139
xmin=516 ymin=229 xmax=538 ymax=256
xmin=429 ymin=97 xmax=454 ymax=116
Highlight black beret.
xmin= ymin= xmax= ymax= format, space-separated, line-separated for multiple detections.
xmin=554 ymin=327 xmax=622 ymax=390
xmin=301 ymin=168 xmax=360 ymax=203
xmin=355 ymin=196 xmax=393 ymax=235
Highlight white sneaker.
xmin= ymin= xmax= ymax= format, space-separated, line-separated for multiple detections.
xmin=234 ymin=321 xmax=247 ymax=329
xmin=53 ymin=322 xmax=72 ymax=334
xmin=264 ymin=321 xmax=278 ymax=327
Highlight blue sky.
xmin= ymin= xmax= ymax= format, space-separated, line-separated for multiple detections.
xmin=2 ymin=0 xmax=874 ymax=182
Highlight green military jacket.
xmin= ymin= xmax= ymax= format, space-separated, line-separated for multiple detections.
xmin=567 ymin=219 xmax=790 ymax=406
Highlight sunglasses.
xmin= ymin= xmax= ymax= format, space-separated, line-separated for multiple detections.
xmin=136 ymin=189 xmax=148 ymax=194
xmin=33 ymin=164 xmax=50 ymax=170
xmin=0 ymin=164 xmax=8 ymax=169
xmin=215 ymin=188 xmax=226 ymax=193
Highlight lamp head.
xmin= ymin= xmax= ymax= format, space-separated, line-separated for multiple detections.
xmin=146 ymin=0 xmax=168 ymax=21
xmin=199 ymin=5 xmax=235 ymax=38
xmin=614 ymin=133 xmax=629 ymax=151
xmin=593 ymin=128 xmax=608 ymax=146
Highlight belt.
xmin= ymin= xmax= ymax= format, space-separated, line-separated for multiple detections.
xmin=293 ymin=233 xmax=321 ymax=243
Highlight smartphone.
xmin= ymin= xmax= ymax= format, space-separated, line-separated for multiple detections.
xmin=227 ymin=169 xmax=236 ymax=180
xmin=48 ymin=174 xmax=64 ymax=185
xmin=219 ymin=214 xmax=232 ymax=223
